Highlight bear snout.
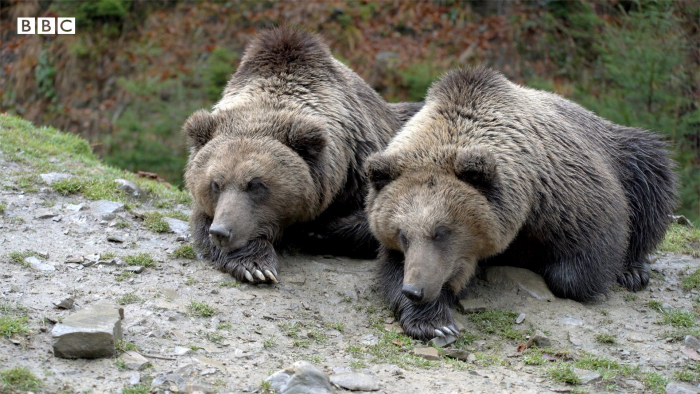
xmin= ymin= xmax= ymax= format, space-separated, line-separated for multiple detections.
xmin=209 ymin=224 xmax=232 ymax=247
xmin=402 ymin=284 xmax=425 ymax=303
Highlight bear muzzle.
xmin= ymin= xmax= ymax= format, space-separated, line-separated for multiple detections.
xmin=209 ymin=224 xmax=249 ymax=252
xmin=401 ymin=284 xmax=425 ymax=303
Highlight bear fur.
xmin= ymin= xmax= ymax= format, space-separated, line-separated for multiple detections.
xmin=183 ymin=27 xmax=422 ymax=283
xmin=365 ymin=67 xmax=677 ymax=340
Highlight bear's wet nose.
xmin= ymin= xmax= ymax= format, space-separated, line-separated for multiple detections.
xmin=209 ymin=224 xmax=231 ymax=243
xmin=402 ymin=284 xmax=424 ymax=302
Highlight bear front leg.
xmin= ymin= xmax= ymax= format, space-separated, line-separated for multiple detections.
xmin=379 ymin=249 xmax=460 ymax=341
xmin=211 ymin=238 xmax=280 ymax=284
xmin=190 ymin=204 xmax=279 ymax=284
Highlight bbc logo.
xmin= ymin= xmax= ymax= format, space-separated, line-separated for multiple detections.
xmin=18 ymin=18 xmax=75 ymax=35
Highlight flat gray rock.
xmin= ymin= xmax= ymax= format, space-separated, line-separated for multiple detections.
xmin=330 ymin=372 xmax=379 ymax=391
xmin=122 ymin=350 xmax=149 ymax=370
xmin=526 ymin=330 xmax=552 ymax=348
xmin=485 ymin=266 xmax=556 ymax=301
xmin=443 ymin=349 xmax=470 ymax=361
xmin=26 ymin=256 xmax=56 ymax=271
xmin=684 ymin=335 xmax=700 ymax=352
xmin=34 ymin=209 xmax=58 ymax=219
xmin=265 ymin=361 xmax=334 ymax=394
xmin=40 ymin=172 xmax=71 ymax=185
xmin=51 ymin=301 xmax=123 ymax=358
xmin=164 ymin=217 xmax=189 ymax=235
xmin=459 ymin=298 xmax=488 ymax=313
xmin=666 ymin=381 xmax=700 ymax=394
xmin=573 ymin=368 xmax=602 ymax=385
xmin=115 ymin=179 xmax=143 ymax=198
xmin=413 ymin=347 xmax=439 ymax=360
xmin=88 ymin=200 xmax=125 ymax=221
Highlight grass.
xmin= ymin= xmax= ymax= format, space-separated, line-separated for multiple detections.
xmin=523 ymin=352 xmax=547 ymax=366
xmin=115 ymin=271 xmax=135 ymax=282
xmin=122 ymin=385 xmax=150 ymax=394
xmin=8 ymin=250 xmax=44 ymax=266
xmin=623 ymin=294 xmax=637 ymax=302
xmin=594 ymin=333 xmax=617 ymax=344
xmin=101 ymin=252 xmax=117 ymax=260
xmin=114 ymin=220 xmax=130 ymax=229
xmin=0 ymin=367 xmax=43 ymax=392
xmin=0 ymin=115 xmax=191 ymax=207
xmin=185 ymin=277 xmax=197 ymax=286
xmin=642 ymin=372 xmax=669 ymax=393
xmin=260 ymin=380 xmax=273 ymax=394
xmin=200 ymin=330 xmax=224 ymax=344
xmin=660 ymin=223 xmax=700 ymax=257
xmin=0 ymin=203 xmax=5 ymax=213
xmin=549 ymin=363 xmax=581 ymax=385
xmin=467 ymin=309 xmax=524 ymax=340
xmin=648 ymin=301 xmax=697 ymax=328
xmin=115 ymin=340 xmax=141 ymax=353
xmin=189 ymin=301 xmax=216 ymax=318
xmin=171 ymin=244 xmax=196 ymax=259
xmin=217 ymin=322 xmax=232 ymax=330
xmin=165 ymin=210 xmax=189 ymax=221
xmin=218 ymin=280 xmax=240 ymax=288
xmin=0 ymin=316 xmax=29 ymax=338
xmin=143 ymin=212 xmax=169 ymax=233
xmin=683 ymin=268 xmax=700 ymax=290
xmin=124 ymin=253 xmax=156 ymax=268
xmin=117 ymin=294 xmax=142 ymax=305
xmin=263 ymin=337 xmax=277 ymax=348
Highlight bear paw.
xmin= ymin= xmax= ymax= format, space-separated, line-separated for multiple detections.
xmin=214 ymin=239 xmax=280 ymax=284
xmin=617 ymin=262 xmax=649 ymax=292
xmin=399 ymin=303 xmax=460 ymax=341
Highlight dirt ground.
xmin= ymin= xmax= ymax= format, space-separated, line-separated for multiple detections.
xmin=1 ymin=184 xmax=699 ymax=394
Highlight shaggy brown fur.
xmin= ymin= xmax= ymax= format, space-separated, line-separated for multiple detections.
xmin=183 ymin=27 xmax=422 ymax=283
xmin=365 ymin=67 xmax=677 ymax=340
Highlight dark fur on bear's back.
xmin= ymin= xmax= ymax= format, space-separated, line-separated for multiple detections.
xmin=365 ymin=67 xmax=676 ymax=339
xmin=184 ymin=28 xmax=422 ymax=282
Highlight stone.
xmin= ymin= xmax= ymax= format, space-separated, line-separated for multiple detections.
xmin=88 ymin=200 xmax=125 ymax=221
xmin=114 ymin=179 xmax=143 ymax=198
xmin=624 ymin=379 xmax=644 ymax=390
xmin=107 ymin=234 xmax=125 ymax=243
xmin=516 ymin=313 xmax=526 ymax=324
xmin=64 ymin=203 xmax=85 ymax=212
xmin=573 ymin=368 xmax=602 ymax=385
xmin=459 ymin=298 xmax=488 ymax=313
xmin=443 ymin=349 xmax=470 ymax=361
xmin=164 ymin=217 xmax=189 ymax=235
xmin=173 ymin=346 xmax=191 ymax=356
xmin=526 ymin=330 xmax=552 ymax=348
xmin=671 ymin=215 xmax=694 ymax=227
xmin=467 ymin=353 xmax=477 ymax=362
xmin=428 ymin=334 xmax=457 ymax=347
xmin=684 ymin=335 xmax=700 ymax=352
xmin=186 ymin=382 xmax=216 ymax=393
xmin=413 ymin=347 xmax=439 ymax=360
xmin=34 ymin=209 xmax=58 ymax=219
xmin=151 ymin=373 xmax=186 ymax=392
xmin=54 ymin=297 xmax=74 ymax=309
xmin=51 ymin=301 xmax=123 ymax=358
xmin=129 ymin=372 xmax=140 ymax=385
xmin=485 ymin=266 xmax=556 ymax=301
xmin=175 ymin=363 xmax=196 ymax=376
xmin=125 ymin=266 xmax=144 ymax=274
xmin=666 ymin=381 xmax=700 ymax=394
xmin=330 ymin=372 xmax=379 ymax=391
xmin=122 ymin=350 xmax=150 ymax=370
xmin=65 ymin=255 xmax=84 ymax=264
xmin=40 ymin=172 xmax=71 ymax=185
xmin=627 ymin=333 xmax=645 ymax=343
xmin=265 ymin=361 xmax=333 ymax=394
xmin=26 ymin=256 xmax=56 ymax=271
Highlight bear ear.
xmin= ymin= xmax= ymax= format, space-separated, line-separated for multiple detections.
xmin=454 ymin=146 xmax=498 ymax=191
xmin=285 ymin=124 xmax=328 ymax=165
xmin=183 ymin=110 xmax=217 ymax=151
xmin=365 ymin=153 xmax=399 ymax=192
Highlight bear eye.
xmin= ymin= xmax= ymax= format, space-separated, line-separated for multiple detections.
xmin=211 ymin=180 xmax=221 ymax=195
xmin=398 ymin=230 xmax=409 ymax=250
xmin=247 ymin=178 xmax=267 ymax=194
xmin=433 ymin=226 xmax=450 ymax=241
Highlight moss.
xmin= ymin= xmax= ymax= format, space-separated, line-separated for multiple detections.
xmin=0 ymin=367 xmax=43 ymax=392
xmin=189 ymin=301 xmax=216 ymax=318
xmin=171 ymin=245 xmax=196 ymax=259
xmin=661 ymin=224 xmax=700 ymax=257
xmin=467 ymin=309 xmax=524 ymax=340
xmin=124 ymin=253 xmax=156 ymax=268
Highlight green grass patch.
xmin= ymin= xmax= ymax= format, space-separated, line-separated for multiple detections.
xmin=623 ymin=294 xmax=637 ymax=302
xmin=263 ymin=337 xmax=277 ymax=348
xmin=115 ymin=340 xmax=141 ymax=353
xmin=122 ymin=385 xmax=150 ymax=394
xmin=683 ymin=268 xmax=700 ymax=290
xmin=165 ymin=210 xmax=189 ymax=221
xmin=549 ymin=363 xmax=581 ymax=385
xmin=171 ymin=244 xmax=196 ymax=259
xmin=661 ymin=309 xmax=697 ymax=328
xmin=642 ymin=372 xmax=669 ymax=394
xmin=0 ymin=367 xmax=43 ymax=392
xmin=8 ymin=250 xmax=44 ymax=266
xmin=661 ymin=224 xmax=700 ymax=257
xmin=594 ymin=333 xmax=617 ymax=344
xmin=189 ymin=301 xmax=216 ymax=318
xmin=115 ymin=271 xmax=135 ymax=282
xmin=143 ymin=212 xmax=169 ymax=233
xmin=218 ymin=280 xmax=239 ymax=288
xmin=185 ymin=277 xmax=197 ymax=286
xmin=467 ymin=309 xmax=524 ymax=340
xmin=117 ymin=294 xmax=142 ymax=305
xmin=124 ymin=253 xmax=156 ymax=268
xmin=0 ymin=316 xmax=30 ymax=338
xmin=0 ymin=203 xmax=6 ymax=213
xmin=523 ymin=352 xmax=547 ymax=365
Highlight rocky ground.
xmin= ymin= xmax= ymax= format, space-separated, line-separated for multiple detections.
xmin=1 ymin=115 xmax=700 ymax=394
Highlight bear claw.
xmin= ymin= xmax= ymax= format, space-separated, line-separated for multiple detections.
xmin=264 ymin=270 xmax=279 ymax=283
xmin=254 ymin=269 xmax=266 ymax=281
xmin=434 ymin=329 xmax=445 ymax=338
xmin=244 ymin=270 xmax=254 ymax=282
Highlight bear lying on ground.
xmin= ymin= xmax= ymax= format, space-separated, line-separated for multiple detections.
xmin=183 ymin=27 xmax=421 ymax=283
xmin=365 ymin=67 xmax=677 ymax=340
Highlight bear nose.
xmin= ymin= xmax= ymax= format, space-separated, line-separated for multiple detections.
xmin=402 ymin=284 xmax=424 ymax=303
xmin=209 ymin=224 xmax=231 ymax=242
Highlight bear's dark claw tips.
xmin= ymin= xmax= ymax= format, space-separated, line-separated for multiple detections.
xmin=443 ymin=326 xmax=457 ymax=336
xmin=434 ymin=329 xmax=445 ymax=338
xmin=264 ymin=270 xmax=278 ymax=283
xmin=244 ymin=270 xmax=254 ymax=282
xmin=449 ymin=325 xmax=459 ymax=335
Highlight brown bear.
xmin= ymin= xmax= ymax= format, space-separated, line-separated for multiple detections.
xmin=365 ymin=67 xmax=677 ymax=340
xmin=183 ymin=27 xmax=422 ymax=284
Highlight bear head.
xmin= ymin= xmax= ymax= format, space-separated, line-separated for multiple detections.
xmin=183 ymin=108 xmax=327 ymax=253
xmin=365 ymin=145 xmax=504 ymax=304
